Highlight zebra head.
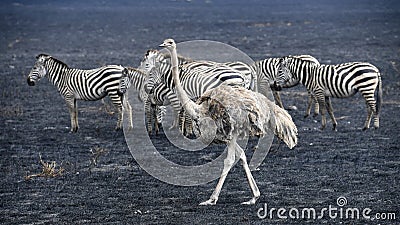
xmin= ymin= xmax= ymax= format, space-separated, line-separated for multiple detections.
xmin=139 ymin=49 xmax=159 ymax=73
xmin=144 ymin=66 xmax=163 ymax=94
xmin=117 ymin=67 xmax=131 ymax=96
xmin=27 ymin=54 xmax=50 ymax=86
xmin=274 ymin=57 xmax=294 ymax=91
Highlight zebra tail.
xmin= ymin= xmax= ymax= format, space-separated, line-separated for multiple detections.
xmin=376 ymin=73 xmax=382 ymax=115
xmin=272 ymin=104 xmax=298 ymax=149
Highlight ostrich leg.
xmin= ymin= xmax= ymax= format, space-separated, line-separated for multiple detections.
xmin=236 ymin=142 xmax=260 ymax=205
xmin=199 ymin=136 xmax=238 ymax=205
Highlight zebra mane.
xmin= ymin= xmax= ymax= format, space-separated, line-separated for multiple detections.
xmin=283 ymin=55 xmax=319 ymax=65
xmin=125 ymin=67 xmax=146 ymax=76
xmin=37 ymin=53 xmax=69 ymax=68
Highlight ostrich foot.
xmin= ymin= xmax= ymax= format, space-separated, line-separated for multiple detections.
xmin=70 ymin=126 xmax=79 ymax=133
xmin=199 ymin=198 xmax=217 ymax=205
xmin=241 ymin=196 xmax=259 ymax=205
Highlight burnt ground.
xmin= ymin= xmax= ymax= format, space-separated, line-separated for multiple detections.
xmin=1 ymin=0 xmax=400 ymax=224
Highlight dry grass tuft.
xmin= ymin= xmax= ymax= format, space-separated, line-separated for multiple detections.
xmin=89 ymin=146 xmax=109 ymax=167
xmin=0 ymin=105 xmax=23 ymax=117
xmin=100 ymin=99 xmax=116 ymax=115
xmin=25 ymin=154 xmax=64 ymax=180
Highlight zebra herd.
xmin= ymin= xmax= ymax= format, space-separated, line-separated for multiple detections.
xmin=27 ymin=45 xmax=382 ymax=135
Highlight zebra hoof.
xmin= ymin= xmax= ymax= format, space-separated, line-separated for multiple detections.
xmin=313 ymin=113 xmax=319 ymax=118
xmin=362 ymin=127 xmax=369 ymax=131
xmin=304 ymin=114 xmax=310 ymax=118
xmin=115 ymin=126 xmax=122 ymax=131
xmin=332 ymin=124 xmax=337 ymax=131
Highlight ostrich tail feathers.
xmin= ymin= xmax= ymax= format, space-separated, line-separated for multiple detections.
xmin=273 ymin=104 xmax=298 ymax=149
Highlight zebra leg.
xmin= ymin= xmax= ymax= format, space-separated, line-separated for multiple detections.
xmin=108 ymin=93 xmax=123 ymax=130
xmin=373 ymin=77 xmax=382 ymax=129
xmin=273 ymin=91 xmax=284 ymax=108
xmin=237 ymin=143 xmax=260 ymax=205
xmin=313 ymin=95 xmax=320 ymax=117
xmin=363 ymin=102 xmax=373 ymax=130
xmin=200 ymin=137 xmax=238 ymax=205
xmin=74 ymin=99 xmax=79 ymax=131
xmin=178 ymin=109 xmax=186 ymax=135
xmin=116 ymin=105 xmax=123 ymax=131
xmin=361 ymin=89 xmax=379 ymax=130
xmin=325 ymin=96 xmax=337 ymax=130
xmin=144 ymin=100 xmax=153 ymax=135
xmin=373 ymin=109 xmax=380 ymax=129
xmin=124 ymin=96 xmax=133 ymax=130
xmin=65 ymin=97 xmax=78 ymax=133
xmin=315 ymin=92 xmax=327 ymax=130
xmin=305 ymin=93 xmax=314 ymax=118
xmin=153 ymin=106 xmax=159 ymax=135
xmin=185 ymin=114 xmax=194 ymax=137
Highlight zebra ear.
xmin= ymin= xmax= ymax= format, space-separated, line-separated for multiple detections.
xmin=36 ymin=54 xmax=50 ymax=62
xmin=279 ymin=58 xmax=286 ymax=65
xmin=122 ymin=67 xmax=128 ymax=75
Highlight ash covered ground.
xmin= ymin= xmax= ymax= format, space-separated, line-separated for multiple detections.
xmin=0 ymin=0 xmax=399 ymax=224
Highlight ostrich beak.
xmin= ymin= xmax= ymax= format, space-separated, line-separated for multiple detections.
xmin=159 ymin=42 xmax=166 ymax=47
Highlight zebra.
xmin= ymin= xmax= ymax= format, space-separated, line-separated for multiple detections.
xmin=141 ymin=50 xmax=254 ymax=135
xmin=274 ymin=56 xmax=382 ymax=130
xmin=117 ymin=67 xmax=166 ymax=134
xmin=144 ymin=56 xmax=247 ymax=136
xmin=27 ymin=54 xmax=124 ymax=132
xmin=142 ymin=49 xmax=255 ymax=91
xmin=252 ymin=55 xmax=320 ymax=117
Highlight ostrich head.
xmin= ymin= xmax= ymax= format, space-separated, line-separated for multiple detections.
xmin=159 ymin=38 xmax=176 ymax=50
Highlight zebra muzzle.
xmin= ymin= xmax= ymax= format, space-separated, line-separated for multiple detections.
xmin=27 ymin=78 xmax=35 ymax=86
xmin=117 ymin=90 xmax=124 ymax=96
xmin=271 ymin=81 xmax=282 ymax=91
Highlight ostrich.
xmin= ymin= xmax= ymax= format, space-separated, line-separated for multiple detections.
xmin=160 ymin=38 xmax=298 ymax=205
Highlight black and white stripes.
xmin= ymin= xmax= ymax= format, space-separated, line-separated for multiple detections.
xmin=252 ymin=55 xmax=320 ymax=116
xmin=27 ymin=54 xmax=124 ymax=132
xmin=275 ymin=56 xmax=382 ymax=130
xmin=118 ymin=67 xmax=166 ymax=134
xmin=27 ymin=50 xmax=383 ymax=133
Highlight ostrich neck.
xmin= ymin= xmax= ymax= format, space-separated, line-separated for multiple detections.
xmin=168 ymin=47 xmax=200 ymax=119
